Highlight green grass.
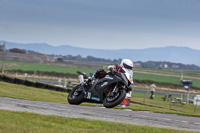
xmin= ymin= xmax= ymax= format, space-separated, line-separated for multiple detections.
xmin=1 ymin=60 xmax=200 ymax=89
xmin=134 ymin=67 xmax=200 ymax=76
xmin=134 ymin=73 xmax=181 ymax=84
xmin=1 ymin=81 xmax=198 ymax=132
xmin=0 ymin=81 xmax=68 ymax=104
xmin=0 ymin=109 xmax=198 ymax=133
xmin=0 ymin=60 xmax=97 ymax=75
xmin=131 ymin=91 xmax=200 ymax=116
xmin=133 ymin=72 xmax=200 ymax=88
xmin=0 ymin=81 xmax=200 ymax=117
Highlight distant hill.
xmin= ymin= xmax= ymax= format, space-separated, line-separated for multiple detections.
xmin=1 ymin=40 xmax=200 ymax=66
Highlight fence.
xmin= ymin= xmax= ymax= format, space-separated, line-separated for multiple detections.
xmin=132 ymin=89 xmax=200 ymax=113
xmin=0 ymin=73 xmax=72 ymax=93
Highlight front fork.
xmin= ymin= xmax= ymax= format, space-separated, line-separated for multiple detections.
xmin=112 ymin=83 xmax=119 ymax=93
xmin=110 ymin=83 xmax=131 ymax=96
xmin=81 ymin=84 xmax=87 ymax=94
xmin=109 ymin=83 xmax=119 ymax=97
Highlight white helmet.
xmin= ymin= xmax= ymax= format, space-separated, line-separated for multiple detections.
xmin=120 ymin=59 xmax=133 ymax=70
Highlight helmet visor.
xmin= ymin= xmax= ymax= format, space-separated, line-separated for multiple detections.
xmin=123 ymin=63 xmax=133 ymax=70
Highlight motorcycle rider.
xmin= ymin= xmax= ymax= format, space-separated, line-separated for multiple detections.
xmin=85 ymin=59 xmax=134 ymax=88
xmin=69 ymin=59 xmax=134 ymax=107
xmin=107 ymin=59 xmax=134 ymax=84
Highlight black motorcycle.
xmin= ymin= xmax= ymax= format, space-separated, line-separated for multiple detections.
xmin=67 ymin=69 xmax=132 ymax=108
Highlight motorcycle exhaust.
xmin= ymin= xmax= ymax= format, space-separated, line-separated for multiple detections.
xmin=78 ymin=75 xmax=84 ymax=83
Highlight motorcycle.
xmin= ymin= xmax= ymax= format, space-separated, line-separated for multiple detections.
xmin=67 ymin=69 xmax=133 ymax=108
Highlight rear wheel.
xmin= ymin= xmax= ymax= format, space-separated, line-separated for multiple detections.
xmin=67 ymin=85 xmax=84 ymax=105
xmin=103 ymin=89 xmax=126 ymax=108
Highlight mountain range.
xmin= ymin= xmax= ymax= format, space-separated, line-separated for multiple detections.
xmin=1 ymin=40 xmax=200 ymax=66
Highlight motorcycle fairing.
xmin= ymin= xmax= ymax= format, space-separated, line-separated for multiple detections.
xmin=83 ymin=72 xmax=130 ymax=103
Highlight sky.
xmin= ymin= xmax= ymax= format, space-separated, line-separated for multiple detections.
xmin=0 ymin=0 xmax=200 ymax=50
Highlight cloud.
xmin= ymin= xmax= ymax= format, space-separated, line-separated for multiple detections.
xmin=0 ymin=0 xmax=200 ymax=50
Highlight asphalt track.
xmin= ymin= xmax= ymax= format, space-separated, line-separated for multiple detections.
xmin=0 ymin=97 xmax=200 ymax=132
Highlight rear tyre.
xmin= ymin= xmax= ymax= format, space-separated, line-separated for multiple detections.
xmin=67 ymin=85 xmax=84 ymax=105
xmin=103 ymin=89 xmax=126 ymax=108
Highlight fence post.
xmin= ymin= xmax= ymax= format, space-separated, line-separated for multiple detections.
xmin=58 ymin=78 xmax=61 ymax=86
xmin=1 ymin=65 xmax=5 ymax=74
xmin=194 ymin=98 xmax=200 ymax=113
xmin=24 ymin=73 xmax=28 ymax=80
xmin=170 ymin=96 xmax=173 ymax=110
xmin=187 ymin=90 xmax=190 ymax=104
xmin=34 ymin=70 xmax=36 ymax=81
xmin=64 ymin=77 xmax=67 ymax=88
xmin=51 ymin=77 xmax=53 ymax=84
xmin=194 ymin=102 xmax=198 ymax=113
xmin=143 ymin=90 xmax=147 ymax=104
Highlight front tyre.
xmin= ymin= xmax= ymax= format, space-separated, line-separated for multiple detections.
xmin=67 ymin=85 xmax=84 ymax=105
xmin=103 ymin=89 xmax=126 ymax=108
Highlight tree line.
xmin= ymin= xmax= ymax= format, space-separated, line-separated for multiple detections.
xmin=8 ymin=48 xmax=200 ymax=70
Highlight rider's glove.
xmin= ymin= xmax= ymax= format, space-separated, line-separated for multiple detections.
xmin=110 ymin=67 xmax=117 ymax=73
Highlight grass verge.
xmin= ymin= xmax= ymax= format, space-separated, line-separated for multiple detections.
xmin=0 ymin=81 xmax=200 ymax=117
xmin=0 ymin=109 xmax=198 ymax=133
xmin=0 ymin=81 xmax=68 ymax=104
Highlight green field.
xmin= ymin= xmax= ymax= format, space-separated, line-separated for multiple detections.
xmin=133 ymin=73 xmax=200 ymax=88
xmin=0 ymin=60 xmax=97 ymax=74
xmin=0 ymin=110 xmax=197 ymax=133
xmin=134 ymin=66 xmax=200 ymax=76
xmin=2 ymin=60 xmax=200 ymax=75
xmin=1 ymin=60 xmax=200 ymax=89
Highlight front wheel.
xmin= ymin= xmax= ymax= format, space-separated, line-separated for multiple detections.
xmin=103 ymin=89 xmax=126 ymax=108
xmin=67 ymin=85 xmax=84 ymax=105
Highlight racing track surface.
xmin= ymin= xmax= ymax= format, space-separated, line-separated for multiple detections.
xmin=0 ymin=97 xmax=200 ymax=132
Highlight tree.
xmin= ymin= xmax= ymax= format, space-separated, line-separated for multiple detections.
xmin=57 ymin=57 xmax=64 ymax=62
xmin=10 ymin=48 xmax=26 ymax=54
